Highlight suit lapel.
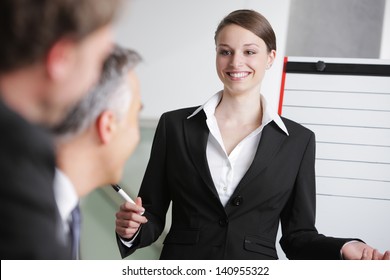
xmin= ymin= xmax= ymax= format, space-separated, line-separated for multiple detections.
xmin=183 ymin=111 xmax=220 ymax=200
xmin=232 ymin=121 xmax=287 ymax=196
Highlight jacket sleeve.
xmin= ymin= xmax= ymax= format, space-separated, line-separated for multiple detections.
xmin=279 ymin=131 xmax=361 ymax=259
xmin=117 ymin=113 xmax=172 ymax=259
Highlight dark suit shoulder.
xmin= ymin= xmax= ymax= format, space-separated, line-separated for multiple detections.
xmin=158 ymin=106 xmax=206 ymax=130
xmin=161 ymin=106 xmax=201 ymax=119
xmin=0 ymin=101 xmax=66 ymax=259
xmin=0 ymin=100 xmax=54 ymax=156
xmin=280 ymin=116 xmax=314 ymax=138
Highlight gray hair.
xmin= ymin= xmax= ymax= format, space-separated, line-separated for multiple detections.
xmin=52 ymin=45 xmax=141 ymax=139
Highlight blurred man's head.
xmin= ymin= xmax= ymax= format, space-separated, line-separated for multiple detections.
xmin=0 ymin=0 xmax=121 ymax=126
xmin=53 ymin=45 xmax=142 ymax=196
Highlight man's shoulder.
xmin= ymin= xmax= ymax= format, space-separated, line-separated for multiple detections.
xmin=0 ymin=100 xmax=54 ymax=163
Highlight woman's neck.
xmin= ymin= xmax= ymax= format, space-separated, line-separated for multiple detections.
xmin=215 ymin=89 xmax=263 ymax=126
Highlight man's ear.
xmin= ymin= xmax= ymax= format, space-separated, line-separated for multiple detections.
xmin=96 ymin=111 xmax=117 ymax=144
xmin=45 ymin=38 xmax=76 ymax=81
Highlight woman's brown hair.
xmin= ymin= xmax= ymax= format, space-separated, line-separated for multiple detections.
xmin=214 ymin=9 xmax=276 ymax=53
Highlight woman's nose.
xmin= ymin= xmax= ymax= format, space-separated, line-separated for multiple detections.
xmin=230 ymin=53 xmax=243 ymax=68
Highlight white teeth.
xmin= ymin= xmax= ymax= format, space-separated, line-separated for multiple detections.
xmin=228 ymin=72 xmax=249 ymax=78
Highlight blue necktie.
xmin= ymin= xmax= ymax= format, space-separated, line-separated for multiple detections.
xmin=70 ymin=205 xmax=81 ymax=260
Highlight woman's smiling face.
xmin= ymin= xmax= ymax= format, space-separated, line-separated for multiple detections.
xmin=215 ymin=24 xmax=275 ymax=96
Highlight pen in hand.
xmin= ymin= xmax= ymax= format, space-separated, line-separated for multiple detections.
xmin=111 ymin=184 xmax=144 ymax=215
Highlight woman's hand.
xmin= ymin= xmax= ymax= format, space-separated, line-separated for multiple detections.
xmin=342 ymin=241 xmax=390 ymax=260
xmin=115 ymin=197 xmax=148 ymax=240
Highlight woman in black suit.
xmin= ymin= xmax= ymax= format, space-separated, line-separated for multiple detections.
xmin=115 ymin=9 xmax=389 ymax=260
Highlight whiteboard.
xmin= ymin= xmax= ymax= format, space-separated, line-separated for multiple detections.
xmin=278 ymin=56 xmax=390 ymax=254
xmin=279 ymin=57 xmax=390 ymax=201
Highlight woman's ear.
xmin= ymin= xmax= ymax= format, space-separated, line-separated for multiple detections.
xmin=267 ymin=50 xmax=276 ymax=69
xmin=96 ymin=111 xmax=117 ymax=144
xmin=45 ymin=38 xmax=76 ymax=81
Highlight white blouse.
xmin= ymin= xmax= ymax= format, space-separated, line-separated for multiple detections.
xmin=188 ymin=91 xmax=288 ymax=206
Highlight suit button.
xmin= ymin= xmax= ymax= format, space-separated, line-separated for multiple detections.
xmin=219 ymin=218 xmax=228 ymax=227
xmin=231 ymin=195 xmax=243 ymax=206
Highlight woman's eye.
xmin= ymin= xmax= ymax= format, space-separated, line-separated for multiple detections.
xmin=219 ymin=50 xmax=231 ymax=56
xmin=246 ymin=50 xmax=256 ymax=55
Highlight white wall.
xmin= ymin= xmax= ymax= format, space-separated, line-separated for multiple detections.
xmin=113 ymin=0 xmax=291 ymax=120
xmin=381 ymin=0 xmax=390 ymax=58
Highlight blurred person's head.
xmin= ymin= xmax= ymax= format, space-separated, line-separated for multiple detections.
xmin=0 ymin=0 xmax=121 ymax=126
xmin=53 ymin=45 xmax=142 ymax=196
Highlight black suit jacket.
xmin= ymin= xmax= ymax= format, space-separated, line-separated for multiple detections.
xmin=0 ymin=100 xmax=70 ymax=259
xmin=117 ymin=107 xmax=359 ymax=260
